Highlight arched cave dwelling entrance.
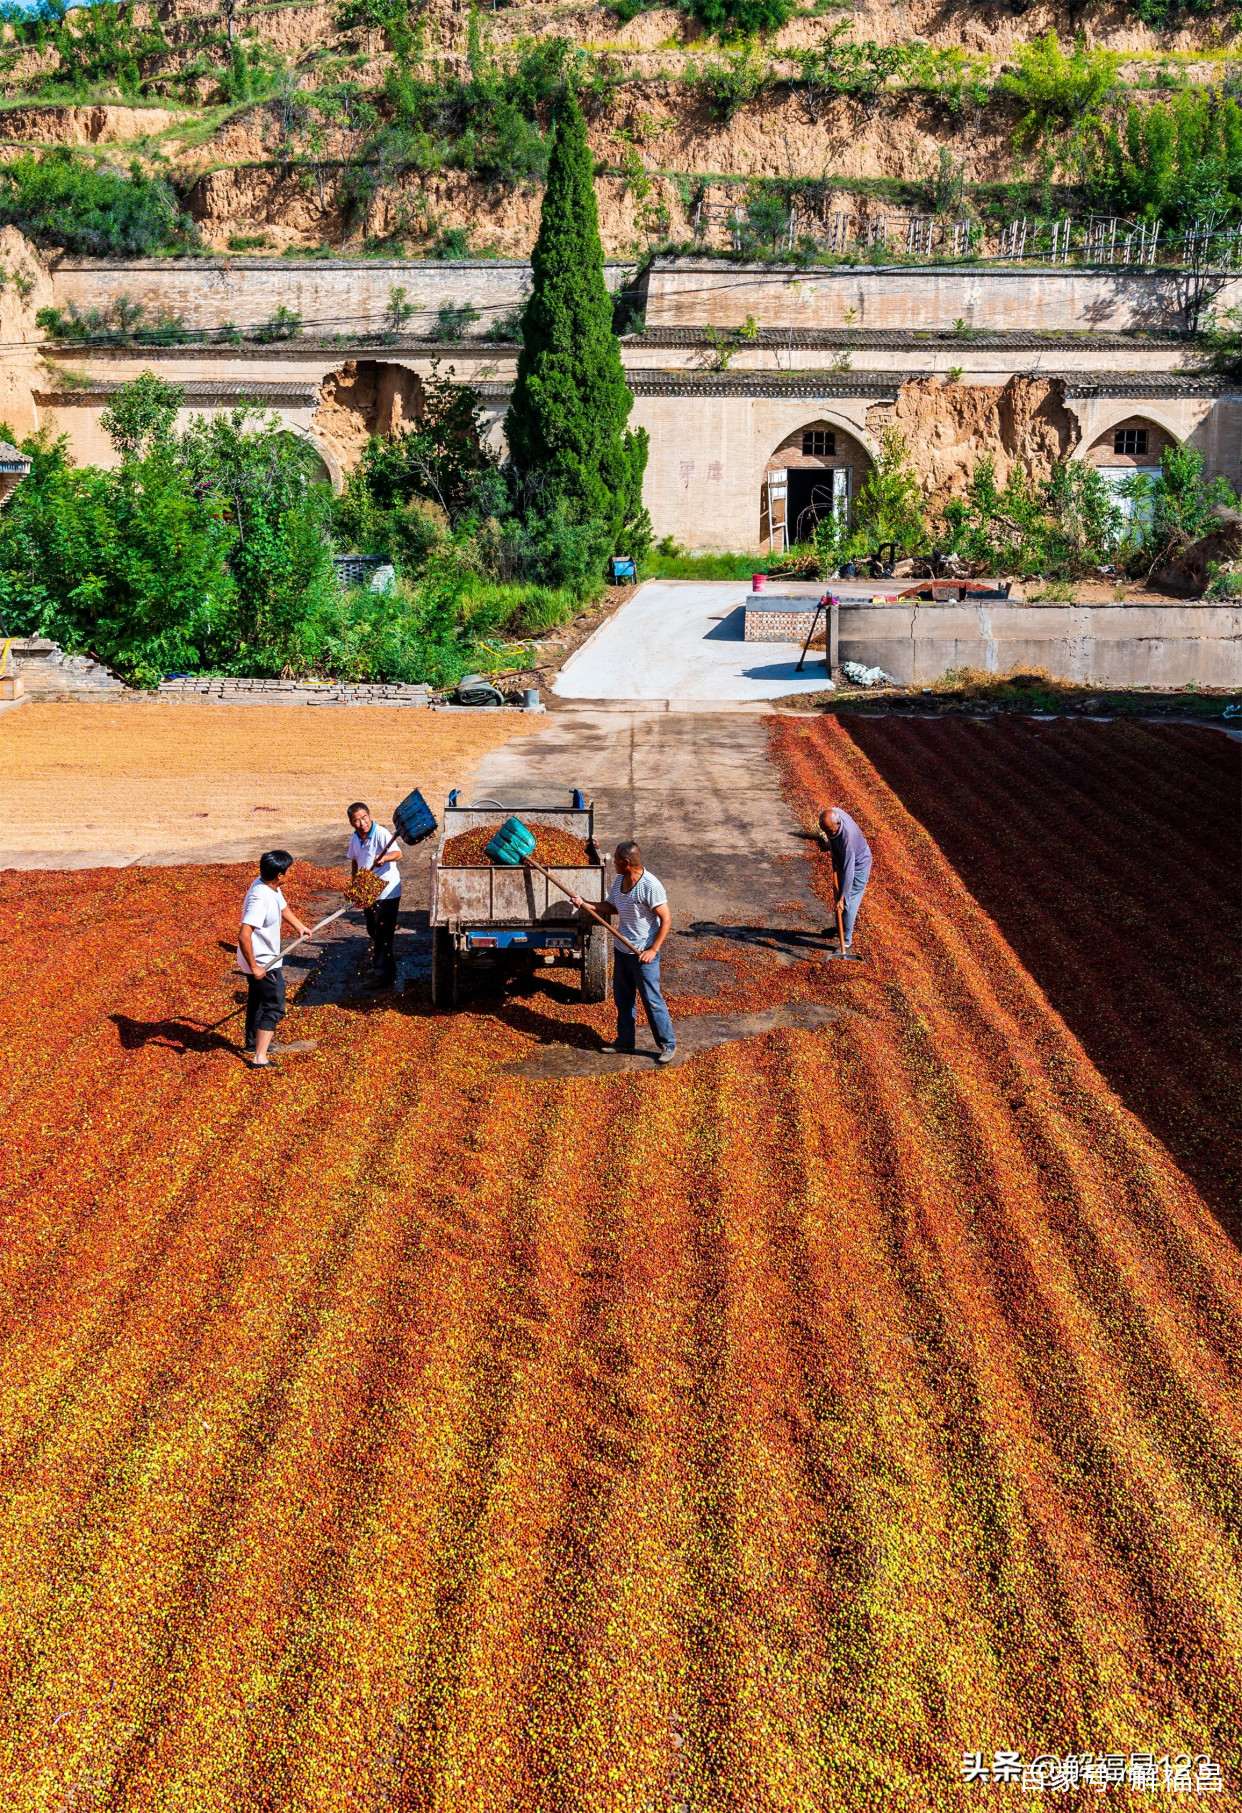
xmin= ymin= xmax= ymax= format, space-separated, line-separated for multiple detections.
xmin=313 ymin=361 xmax=424 ymax=479
xmin=1082 ymin=415 xmax=1176 ymax=522
xmin=761 ymin=420 xmax=874 ymax=553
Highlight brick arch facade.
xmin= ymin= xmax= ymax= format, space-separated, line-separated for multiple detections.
xmin=1081 ymin=413 xmax=1180 ymax=470
xmin=761 ymin=417 xmax=874 ymax=547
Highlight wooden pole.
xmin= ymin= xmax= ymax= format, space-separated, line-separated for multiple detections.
xmin=521 ymin=857 xmax=641 ymax=956
xmin=828 ymin=861 xmax=847 ymax=955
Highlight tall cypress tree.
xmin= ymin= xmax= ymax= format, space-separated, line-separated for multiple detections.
xmin=505 ymin=89 xmax=648 ymax=556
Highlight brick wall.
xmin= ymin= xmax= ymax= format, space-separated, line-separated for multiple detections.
xmin=743 ymin=603 xmax=820 ymax=643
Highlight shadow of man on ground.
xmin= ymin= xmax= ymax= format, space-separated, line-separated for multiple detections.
xmin=110 ymin=1014 xmax=243 ymax=1058
xmin=686 ymin=920 xmax=833 ymax=957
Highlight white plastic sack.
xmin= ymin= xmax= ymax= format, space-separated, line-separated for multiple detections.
xmin=841 ymin=660 xmax=896 ymax=688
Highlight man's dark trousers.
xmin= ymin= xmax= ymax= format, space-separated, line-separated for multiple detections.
xmin=245 ymin=968 xmax=286 ymax=1047
xmin=613 ymin=949 xmax=676 ymax=1052
xmin=365 ymin=896 xmax=400 ymax=983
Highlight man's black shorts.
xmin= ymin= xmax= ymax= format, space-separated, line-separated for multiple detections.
xmin=246 ymin=968 xmax=286 ymax=1040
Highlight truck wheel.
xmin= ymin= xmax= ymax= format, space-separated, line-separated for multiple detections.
xmin=582 ymin=927 xmax=609 ymax=1003
xmin=431 ymin=928 xmax=457 ymax=1008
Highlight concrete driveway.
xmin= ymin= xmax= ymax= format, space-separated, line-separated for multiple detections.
xmin=465 ymin=708 xmax=833 ymax=1001
xmin=552 ymin=581 xmax=832 ymax=705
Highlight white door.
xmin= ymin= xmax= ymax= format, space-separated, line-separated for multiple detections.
xmin=1096 ymin=465 xmax=1162 ymax=526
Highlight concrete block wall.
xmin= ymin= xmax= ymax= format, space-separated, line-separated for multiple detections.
xmin=51 ymin=258 xmax=637 ymax=337
xmin=839 ymin=601 xmax=1242 ymax=689
xmin=639 ymin=260 xmax=1242 ymax=334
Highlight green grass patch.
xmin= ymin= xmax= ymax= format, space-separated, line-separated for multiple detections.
xmin=642 ymin=546 xmax=776 ymax=580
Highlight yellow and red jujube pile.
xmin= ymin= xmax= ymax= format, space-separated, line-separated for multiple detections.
xmin=0 ymin=718 xmax=1238 ymax=1812
xmin=343 ymin=868 xmax=387 ymax=909
xmin=440 ymin=823 xmax=592 ymax=868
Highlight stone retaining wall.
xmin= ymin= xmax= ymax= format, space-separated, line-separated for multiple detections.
xmin=641 ymin=259 xmax=1242 ymax=335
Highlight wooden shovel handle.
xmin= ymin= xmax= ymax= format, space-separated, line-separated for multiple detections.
xmin=832 ymin=863 xmax=847 ymax=950
xmin=361 ymin=832 xmax=400 ymax=872
xmin=279 ymin=904 xmax=351 ymax=960
xmin=521 ymin=857 xmax=641 ymax=956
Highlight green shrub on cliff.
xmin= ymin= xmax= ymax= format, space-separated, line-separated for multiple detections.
xmin=0 ymin=151 xmax=195 ymax=256
xmin=853 ymin=429 xmax=929 ymax=555
xmin=1101 ymin=88 xmax=1242 ymax=227
xmin=998 ymin=32 xmax=1120 ymax=149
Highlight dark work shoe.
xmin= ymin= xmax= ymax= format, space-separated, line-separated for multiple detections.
xmin=598 ymin=1041 xmax=634 ymax=1054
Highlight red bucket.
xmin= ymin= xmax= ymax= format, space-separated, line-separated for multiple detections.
xmin=752 ymin=573 xmax=767 ymax=592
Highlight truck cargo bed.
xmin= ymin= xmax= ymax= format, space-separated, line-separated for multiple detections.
xmin=431 ymin=805 xmax=605 ymax=928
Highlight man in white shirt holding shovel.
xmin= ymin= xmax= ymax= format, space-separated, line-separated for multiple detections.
xmin=347 ymin=800 xmax=403 ymax=988
xmin=572 ymin=840 xmax=676 ymax=1065
xmin=237 ymin=850 xmax=312 ymax=1069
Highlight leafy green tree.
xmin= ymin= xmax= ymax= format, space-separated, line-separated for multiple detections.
xmin=1126 ymin=444 xmax=1240 ymax=574
xmin=504 ymin=89 xmax=648 ymax=563
xmin=795 ymin=29 xmax=907 ymax=114
xmin=998 ymin=32 xmax=1118 ymax=150
xmin=690 ymin=41 xmax=771 ymax=121
xmin=854 ymin=428 xmax=928 ymax=553
xmin=0 ymin=377 xmax=347 ymax=683
xmin=940 ymin=457 xmax=1126 ymax=577
xmin=1101 ymin=89 xmax=1242 ymax=227
xmin=0 ymin=379 xmax=235 ymax=685
xmin=1126 ymin=0 xmax=1227 ymax=23
xmin=178 ymin=406 xmax=338 ymax=667
xmin=356 ymin=362 xmax=499 ymax=525
xmin=693 ymin=0 xmax=790 ymax=38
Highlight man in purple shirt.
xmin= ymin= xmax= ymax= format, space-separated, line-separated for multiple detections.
xmin=818 ymin=806 xmax=872 ymax=955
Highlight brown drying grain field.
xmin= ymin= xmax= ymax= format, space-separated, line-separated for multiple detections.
xmin=0 ymin=717 xmax=1239 ymax=1811
xmin=0 ymin=702 xmax=543 ymax=860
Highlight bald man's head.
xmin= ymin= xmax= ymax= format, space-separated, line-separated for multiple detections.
xmin=819 ymin=808 xmax=841 ymax=834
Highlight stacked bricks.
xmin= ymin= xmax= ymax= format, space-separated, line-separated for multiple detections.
xmin=743 ymin=597 xmax=820 ymax=644
xmin=9 ymin=638 xmax=128 ymax=699
xmin=156 ymin=677 xmax=431 ymax=706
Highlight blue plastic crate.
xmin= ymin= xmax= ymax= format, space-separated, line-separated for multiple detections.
xmin=393 ymin=787 xmax=437 ymax=846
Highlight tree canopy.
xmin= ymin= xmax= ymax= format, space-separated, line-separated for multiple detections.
xmin=504 ymin=88 xmax=649 ymax=561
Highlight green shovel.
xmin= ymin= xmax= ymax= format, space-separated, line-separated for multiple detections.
xmin=485 ymin=816 xmax=638 ymax=955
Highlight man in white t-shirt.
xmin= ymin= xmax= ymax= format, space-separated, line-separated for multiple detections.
xmin=573 ymin=840 xmax=676 ymax=1064
xmin=236 ymin=850 xmax=312 ymax=1069
xmin=347 ymin=800 xmax=402 ymax=987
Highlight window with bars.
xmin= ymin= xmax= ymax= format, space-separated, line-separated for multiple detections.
xmin=1113 ymin=428 xmax=1149 ymax=457
xmin=802 ymin=430 xmax=836 ymax=457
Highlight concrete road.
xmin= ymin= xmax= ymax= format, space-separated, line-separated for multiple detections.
xmin=553 ymin=581 xmax=834 ymax=705
xmin=465 ymin=708 xmax=833 ymax=1002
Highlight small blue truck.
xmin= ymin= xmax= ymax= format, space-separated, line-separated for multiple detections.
xmin=428 ymin=788 xmax=611 ymax=1007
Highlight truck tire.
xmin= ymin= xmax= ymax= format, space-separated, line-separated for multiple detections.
xmin=431 ymin=927 xmax=457 ymax=1008
xmin=582 ymin=926 xmax=609 ymax=1003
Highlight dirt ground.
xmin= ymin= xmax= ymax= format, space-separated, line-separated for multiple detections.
xmin=0 ymin=702 xmax=546 ymax=867
xmin=1 ymin=715 xmax=1237 ymax=1811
